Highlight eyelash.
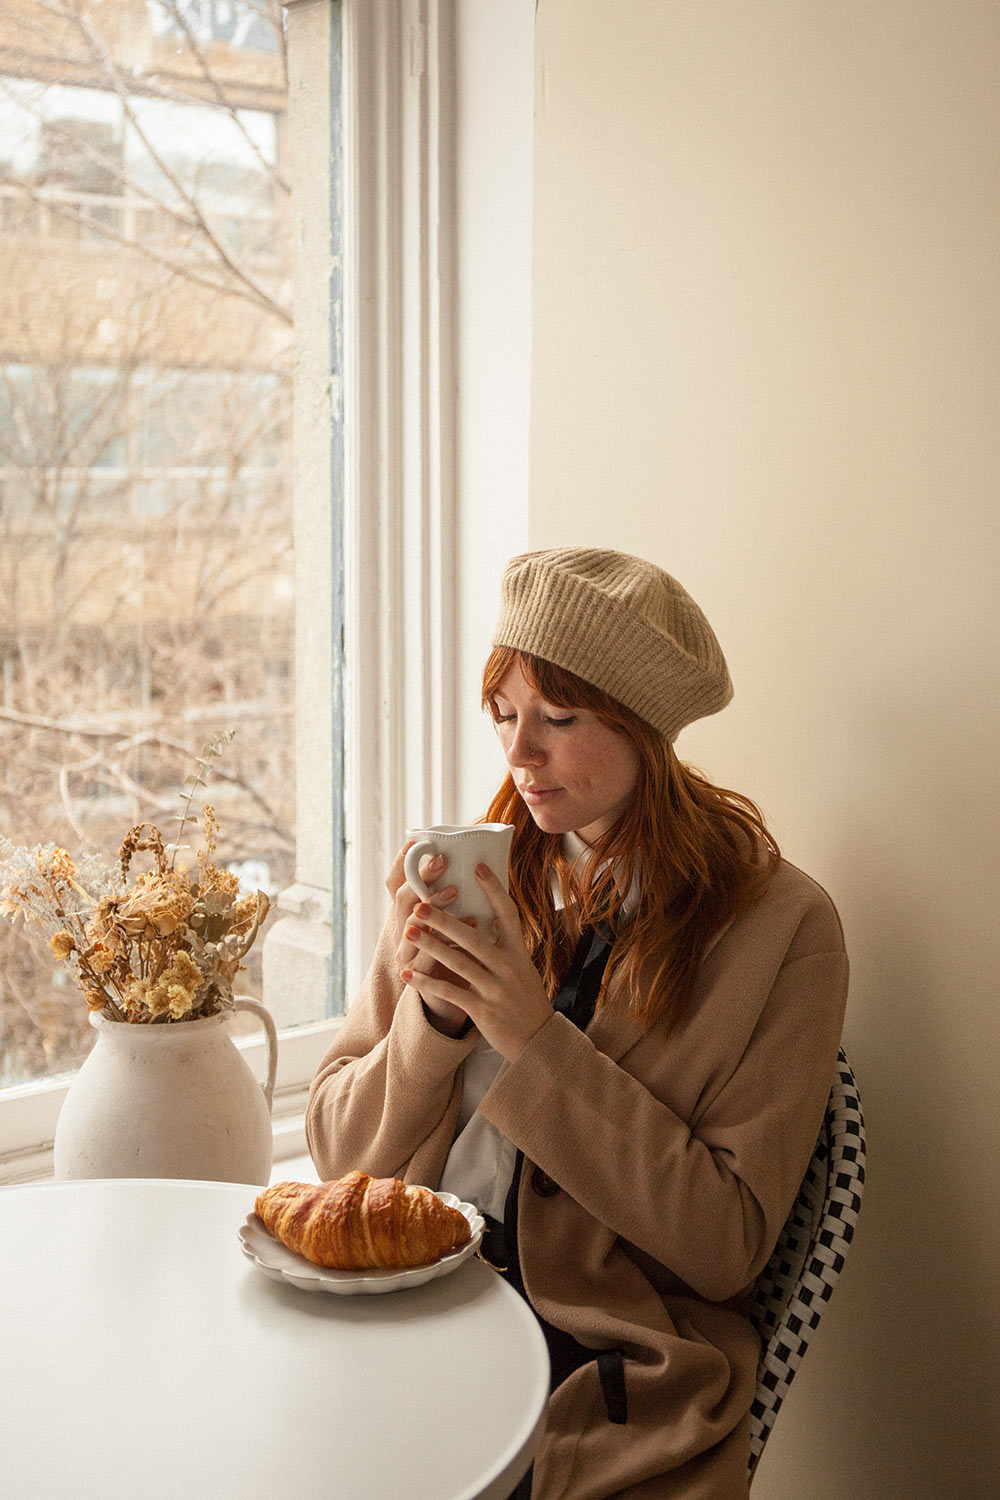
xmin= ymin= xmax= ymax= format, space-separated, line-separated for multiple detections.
xmin=494 ymin=714 xmax=577 ymax=728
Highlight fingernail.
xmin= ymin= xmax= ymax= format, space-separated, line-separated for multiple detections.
xmin=429 ymin=855 xmax=445 ymax=869
xmin=475 ymin=864 xmax=490 ymax=879
xmin=405 ymin=925 xmax=421 ymax=940
xmin=415 ymin=903 xmax=432 ymax=918
xmin=441 ymin=885 xmax=458 ymax=900
xmin=400 ymin=968 xmax=413 ymax=982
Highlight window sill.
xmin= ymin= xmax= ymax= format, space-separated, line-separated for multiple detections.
xmin=0 ymin=1103 xmax=315 ymax=1189
xmin=0 ymin=1020 xmax=339 ymax=1188
xmin=268 ymin=1148 xmax=320 ymax=1186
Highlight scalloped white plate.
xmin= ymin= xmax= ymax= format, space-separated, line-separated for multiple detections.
xmin=238 ymin=1191 xmax=485 ymax=1295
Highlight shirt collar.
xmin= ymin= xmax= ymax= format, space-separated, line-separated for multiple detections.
xmin=551 ymin=831 xmax=640 ymax=918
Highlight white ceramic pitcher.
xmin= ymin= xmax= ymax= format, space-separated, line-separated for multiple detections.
xmin=53 ymin=999 xmax=278 ymax=1185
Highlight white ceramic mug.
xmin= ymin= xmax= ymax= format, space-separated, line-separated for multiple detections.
xmin=404 ymin=823 xmax=514 ymax=927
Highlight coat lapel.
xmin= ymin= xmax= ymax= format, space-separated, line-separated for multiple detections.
xmin=584 ymin=914 xmax=736 ymax=1063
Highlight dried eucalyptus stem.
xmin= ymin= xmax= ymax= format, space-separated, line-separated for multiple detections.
xmin=169 ymin=729 xmax=236 ymax=872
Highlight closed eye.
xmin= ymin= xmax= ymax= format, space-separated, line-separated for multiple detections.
xmin=492 ymin=713 xmax=578 ymax=727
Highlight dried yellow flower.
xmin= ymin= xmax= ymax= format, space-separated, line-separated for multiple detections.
xmin=39 ymin=848 xmax=77 ymax=884
xmin=120 ymin=976 xmax=154 ymax=1018
xmin=200 ymin=865 xmax=240 ymax=900
xmin=199 ymin=804 xmax=220 ymax=865
xmin=134 ymin=951 xmax=205 ymax=1021
xmin=87 ymin=943 xmax=115 ymax=975
xmin=49 ymin=929 xmax=75 ymax=960
xmin=116 ymin=871 xmax=195 ymax=938
xmin=1 ymin=884 xmax=41 ymax=922
xmin=89 ymin=899 xmax=125 ymax=952
xmin=227 ymin=893 xmax=257 ymax=933
xmin=167 ymin=984 xmax=195 ymax=1021
xmin=168 ymin=950 xmax=203 ymax=991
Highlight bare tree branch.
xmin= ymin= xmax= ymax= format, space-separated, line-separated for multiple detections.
xmin=0 ymin=704 xmax=292 ymax=737
xmin=2 ymin=174 xmax=291 ymax=325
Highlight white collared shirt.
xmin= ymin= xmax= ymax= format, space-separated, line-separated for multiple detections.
xmin=553 ymin=831 xmax=640 ymax=919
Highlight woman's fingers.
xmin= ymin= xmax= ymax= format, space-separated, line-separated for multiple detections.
xmin=418 ymin=852 xmax=448 ymax=888
xmin=395 ymin=891 xmax=456 ymax=964
xmin=387 ymin=844 xmax=448 ymax=905
xmin=403 ymin=921 xmax=483 ymax=986
xmin=403 ymin=966 xmax=466 ymax=1005
xmin=385 ymin=840 xmax=414 ymax=898
xmin=393 ymin=852 xmax=445 ymax=909
xmin=388 ymin=840 xmax=456 ymax=951
xmin=411 ymin=900 xmax=494 ymax=962
xmin=394 ymin=889 xmax=464 ymax=973
xmin=408 ymin=872 xmax=553 ymax=1063
xmin=472 ymin=862 xmax=523 ymax=937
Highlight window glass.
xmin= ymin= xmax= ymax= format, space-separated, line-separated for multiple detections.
xmin=0 ymin=0 xmax=331 ymax=1093
xmin=0 ymin=364 xmax=127 ymax=472
xmin=0 ymin=80 xmax=123 ymax=181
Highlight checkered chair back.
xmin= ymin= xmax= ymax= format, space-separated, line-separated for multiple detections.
xmin=747 ymin=1048 xmax=866 ymax=1480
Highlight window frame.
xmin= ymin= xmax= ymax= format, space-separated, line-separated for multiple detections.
xmin=0 ymin=0 xmax=463 ymax=1182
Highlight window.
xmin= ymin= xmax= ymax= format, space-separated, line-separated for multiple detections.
xmin=0 ymin=0 xmax=533 ymax=1181
xmin=0 ymin=0 xmax=321 ymax=1168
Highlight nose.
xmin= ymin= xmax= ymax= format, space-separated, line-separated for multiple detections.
xmin=506 ymin=721 xmax=544 ymax=768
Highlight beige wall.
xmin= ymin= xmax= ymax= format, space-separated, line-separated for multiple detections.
xmin=454 ymin=0 xmax=534 ymax=821
xmin=531 ymin=2 xmax=999 ymax=1495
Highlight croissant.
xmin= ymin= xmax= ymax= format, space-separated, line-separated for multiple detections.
xmin=254 ymin=1170 xmax=472 ymax=1271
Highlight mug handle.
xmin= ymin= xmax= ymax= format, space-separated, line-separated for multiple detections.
xmin=403 ymin=839 xmax=438 ymax=900
xmin=233 ymin=996 xmax=278 ymax=1113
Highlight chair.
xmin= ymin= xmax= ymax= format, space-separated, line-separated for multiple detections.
xmin=747 ymin=1047 xmax=867 ymax=1480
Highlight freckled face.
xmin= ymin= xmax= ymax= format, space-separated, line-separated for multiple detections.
xmin=491 ymin=661 xmax=641 ymax=845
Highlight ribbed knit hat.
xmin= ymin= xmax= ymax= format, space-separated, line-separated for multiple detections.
xmin=493 ymin=548 xmax=733 ymax=742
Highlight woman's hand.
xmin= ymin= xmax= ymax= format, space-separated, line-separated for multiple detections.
xmin=385 ymin=842 xmax=471 ymax=1036
xmin=400 ymin=864 xmax=552 ymax=1061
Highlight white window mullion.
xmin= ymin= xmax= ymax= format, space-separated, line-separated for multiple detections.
xmin=425 ymin=0 xmax=458 ymax=837
xmin=260 ymin=0 xmax=341 ymax=1037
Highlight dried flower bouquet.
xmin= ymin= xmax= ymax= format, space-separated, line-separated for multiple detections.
xmin=0 ymin=734 xmax=269 ymax=1024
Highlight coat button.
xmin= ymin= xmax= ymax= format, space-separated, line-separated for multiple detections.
xmin=530 ymin=1167 xmax=559 ymax=1198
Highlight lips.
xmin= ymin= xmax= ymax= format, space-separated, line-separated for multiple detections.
xmin=521 ymin=785 xmax=563 ymax=804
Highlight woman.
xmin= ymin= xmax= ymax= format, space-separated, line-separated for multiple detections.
xmin=306 ymin=547 xmax=848 ymax=1499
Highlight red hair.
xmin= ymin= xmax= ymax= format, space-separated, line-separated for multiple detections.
xmin=481 ymin=648 xmax=779 ymax=1031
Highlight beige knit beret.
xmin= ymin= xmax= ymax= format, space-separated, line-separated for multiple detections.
xmin=493 ymin=547 xmax=733 ymax=742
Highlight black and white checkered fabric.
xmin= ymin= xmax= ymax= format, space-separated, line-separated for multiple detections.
xmin=747 ymin=1047 xmax=866 ymax=1480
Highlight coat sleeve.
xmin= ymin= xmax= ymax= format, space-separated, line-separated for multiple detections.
xmin=304 ymin=908 xmax=480 ymax=1183
xmin=478 ymin=872 xmax=849 ymax=1303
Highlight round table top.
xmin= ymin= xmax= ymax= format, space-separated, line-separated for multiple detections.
xmin=1 ymin=1178 xmax=549 ymax=1500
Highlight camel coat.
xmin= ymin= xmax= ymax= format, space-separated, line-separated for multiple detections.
xmin=305 ymin=859 xmax=849 ymax=1499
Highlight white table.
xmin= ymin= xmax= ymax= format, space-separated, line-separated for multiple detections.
xmin=2 ymin=1179 xmax=549 ymax=1500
